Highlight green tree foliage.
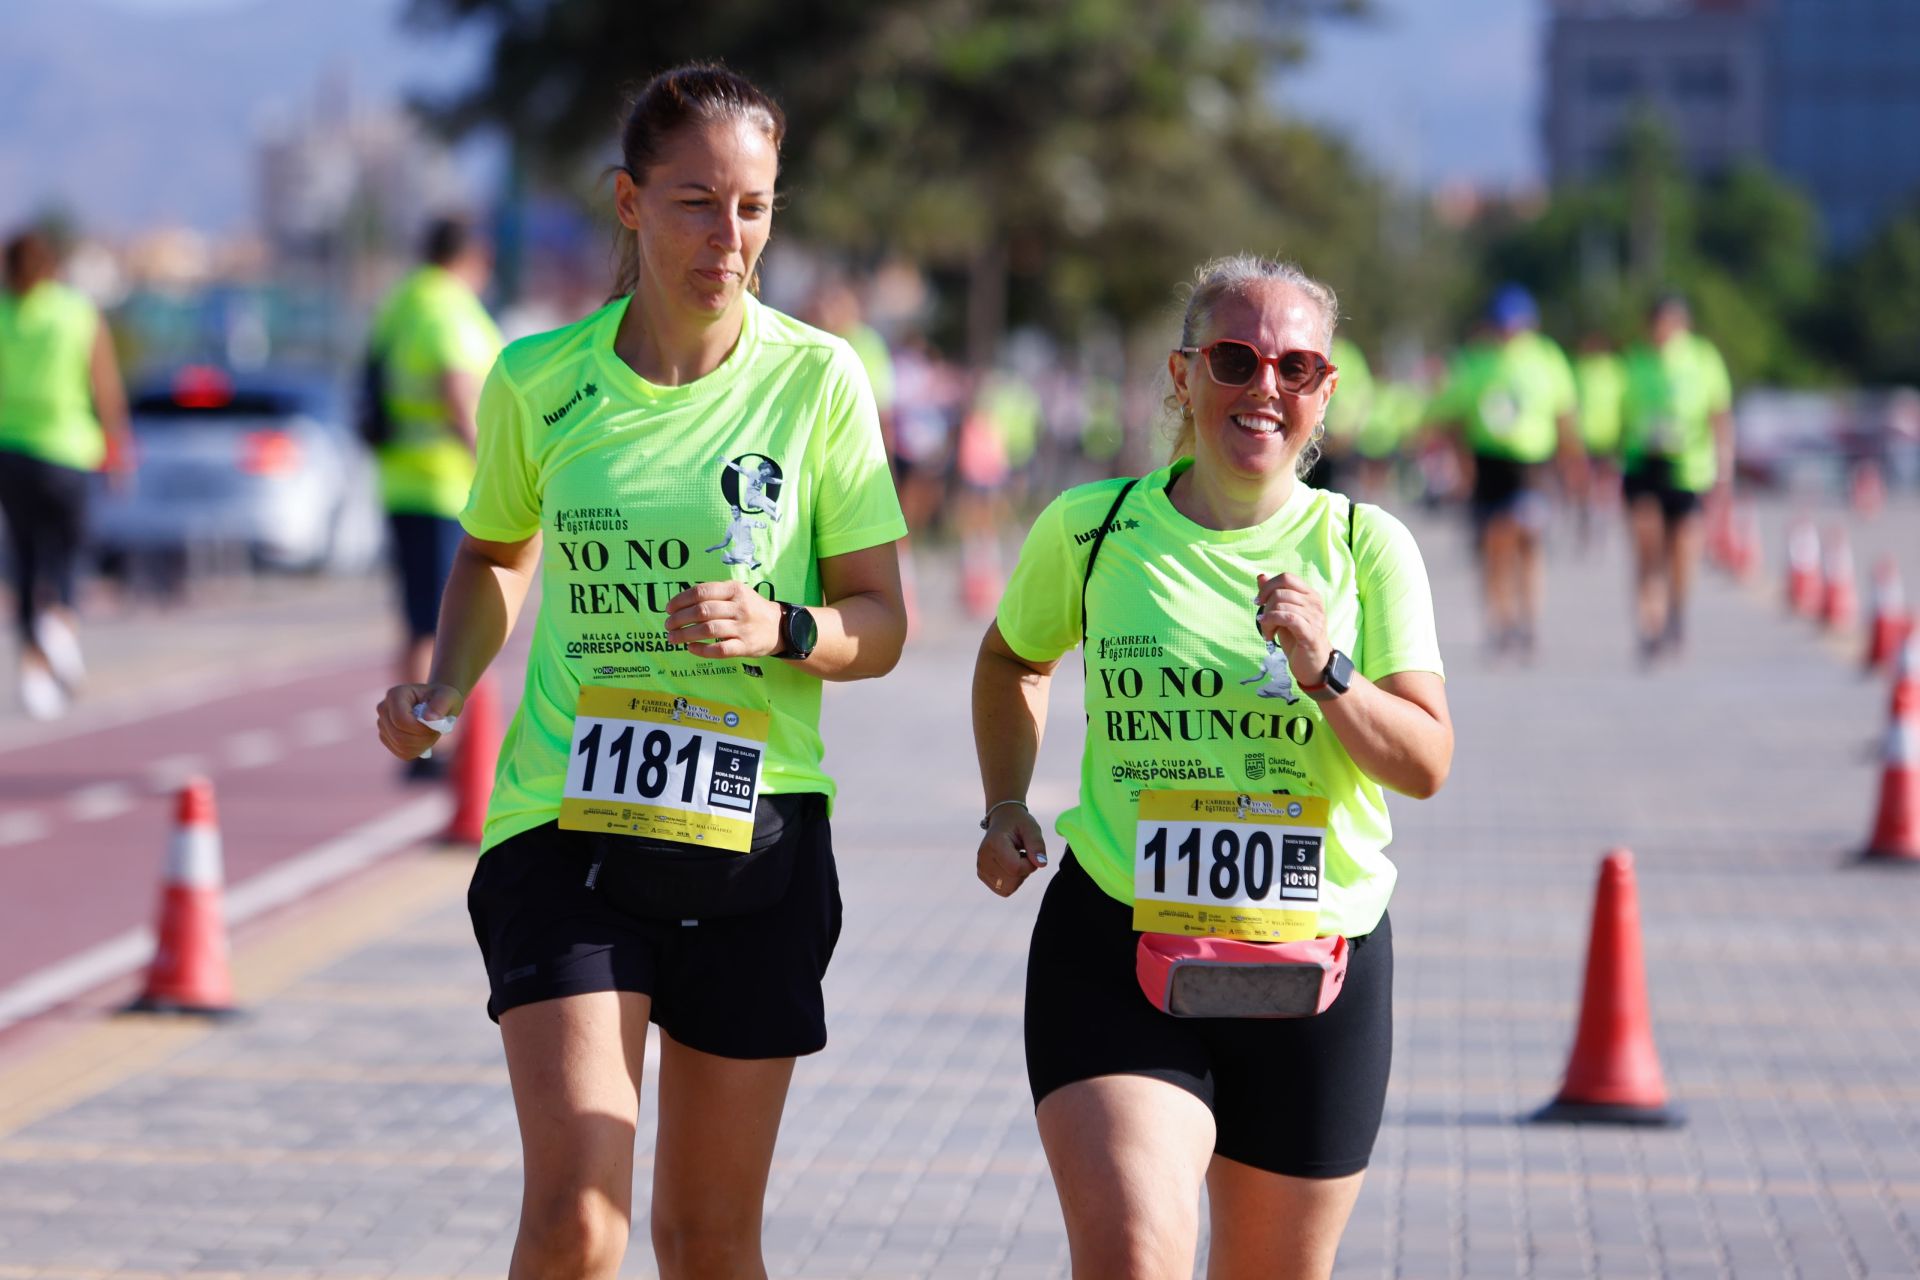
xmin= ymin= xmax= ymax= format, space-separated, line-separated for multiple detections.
xmin=1835 ymin=203 xmax=1920 ymax=386
xmin=405 ymin=0 xmax=1415 ymax=358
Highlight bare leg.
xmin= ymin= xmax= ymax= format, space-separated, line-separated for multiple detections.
xmin=1205 ymin=1154 xmax=1367 ymax=1280
xmin=1480 ymin=516 xmax=1520 ymax=649
xmin=1036 ymin=1076 xmax=1216 ymax=1279
xmin=649 ymin=1032 xmax=796 ymax=1279
xmin=1629 ymin=497 xmax=1667 ymax=654
xmin=1665 ymin=510 xmax=1703 ymax=655
xmin=1514 ymin=525 xmax=1544 ymax=656
xmin=501 ymin=992 xmax=652 ymax=1280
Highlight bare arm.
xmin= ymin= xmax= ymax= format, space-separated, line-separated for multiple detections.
xmin=375 ymin=532 xmax=540 ymax=758
xmin=88 ymin=322 xmax=132 ymax=474
xmin=441 ymin=368 xmax=482 ymax=454
xmin=662 ymin=540 xmax=907 ymax=682
xmin=971 ymin=621 xmax=1061 ymax=896
xmin=1256 ymin=572 xmax=1454 ymax=799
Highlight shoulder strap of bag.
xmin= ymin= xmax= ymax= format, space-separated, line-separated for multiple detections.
xmin=1080 ymin=478 xmax=1140 ymax=647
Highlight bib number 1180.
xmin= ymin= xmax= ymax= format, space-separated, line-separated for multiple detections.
xmin=1143 ymin=826 xmax=1284 ymax=901
xmin=576 ymin=723 xmax=700 ymax=803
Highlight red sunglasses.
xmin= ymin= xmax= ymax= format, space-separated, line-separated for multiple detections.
xmin=1176 ymin=340 xmax=1336 ymax=393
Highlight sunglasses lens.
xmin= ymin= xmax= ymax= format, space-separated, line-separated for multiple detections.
xmin=1207 ymin=342 xmax=1260 ymax=385
xmin=1277 ymin=352 xmax=1320 ymax=391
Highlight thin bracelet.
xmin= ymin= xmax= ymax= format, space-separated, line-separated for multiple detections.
xmin=979 ymin=798 xmax=1030 ymax=830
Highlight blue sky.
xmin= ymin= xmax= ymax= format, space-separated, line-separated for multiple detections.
xmin=0 ymin=0 xmax=1539 ymax=237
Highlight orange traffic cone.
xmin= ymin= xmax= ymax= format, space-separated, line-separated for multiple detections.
xmin=1730 ymin=502 xmax=1762 ymax=582
xmin=960 ymin=535 xmax=1002 ymax=619
xmin=128 ymin=778 xmax=237 ymax=1016
xmin=1820 ymin=527 xmax=1858 ymax=632
xmin=444 ymin=679 xmax=502 ymax=844
xmin=1862 ymin=671 xmax=1920 ymax=863
xmin=1531 ymin=850 xmax=1682 ymax=1126
xmin=1851 ymin=459 xmax=1886 ymax=518
xmin=1786 ymin=516 xmax=1822 ymax=618
xmin=1892 ymin=636 xmax=1920 ymax=722
xmin=1864 ymin=557 xmax=1912 ymax=672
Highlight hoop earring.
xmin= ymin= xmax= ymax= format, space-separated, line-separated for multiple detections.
xmin=1311 ymin=420 xmax=1326 ymax=441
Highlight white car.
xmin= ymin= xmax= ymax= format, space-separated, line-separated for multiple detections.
xmin=90 ymin=366 xmax=383 ymax=576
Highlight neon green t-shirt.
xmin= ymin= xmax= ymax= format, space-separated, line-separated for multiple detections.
xmin=0 ymin=281 xmax=104 ymax=471
xmin=1323 ymin=337 xmax=1375 ymax=449
xmin=370 ymin=266 xmax=504 ymax=517
xmin=1619 ymin=333 xmax=1732 ymax=493
xmin=1358 ymin=381 xmax=1423 ymax=461
xmin=1429 ymin=332 xmax=1575 ymax=464
xmin=1574 ymin=350 xmax=1626 ymax=458
xmin=461 ymin=292 xmax=908 ymax=852
xmin=996 ymin=461 xmax=1445 ymax=937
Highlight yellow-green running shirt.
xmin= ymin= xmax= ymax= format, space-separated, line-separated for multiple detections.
xmin=0 ymin=281 xmax=104 ymax=471
xmin=1429 ymin=332 xmax=1575 ymax=464
xmin=996 ymin=462 xmax=1445 ymax=937
xmin=369 ymin=266 xmax=504 ymax=517
xmin=1574 ymin=350 xmax=1626 ymax=458
xmin=1619 ymin=333 xmax=1732 ymax=493
xmin=461 ymin=292 xmax=908 ymax=852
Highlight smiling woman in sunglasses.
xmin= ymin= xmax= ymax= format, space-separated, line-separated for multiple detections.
xmin=970 ymin=254 xmax=1453 ymax=1279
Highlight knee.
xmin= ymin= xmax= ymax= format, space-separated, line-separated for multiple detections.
xmin=1067 ymin=1220 xmax=1191 ymax=1280
xmin=516 ymin=1191 xmax=628 ymax=1279
xmin=651 ymin=1207 xmax=761 ymax=1278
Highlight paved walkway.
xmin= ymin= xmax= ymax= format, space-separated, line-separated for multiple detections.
xmin=1 ymin=488 xmax=1917 ymax=1278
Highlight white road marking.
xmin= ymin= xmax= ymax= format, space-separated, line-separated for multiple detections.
xmin=67 ymin=784 xmax=136 ymax=823
xmin=224 ymin=730 xmax=282 ymax=770
xmin=0 ymin=812 xmax=50 ymax=847
xmin=292 ymin=708 xmax=351 ymax=748
xmin=0 ymin=793 xmax=453 ymax=1031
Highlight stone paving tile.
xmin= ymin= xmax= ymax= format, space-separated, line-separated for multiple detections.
xmin=1 ymin=493 xmax=1918 ymax=1276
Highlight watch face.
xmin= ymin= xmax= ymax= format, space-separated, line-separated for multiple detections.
xmin=1326 ymin=650 xmax=1354 ymax=692
xmin=787 ymin=606 xmax=819 ymax=655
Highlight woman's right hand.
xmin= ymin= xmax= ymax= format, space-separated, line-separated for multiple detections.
xmin=976 ymin=805 xmax=1049 ymax=897
xmin=376 ymin=683 xmax=465 ymax=760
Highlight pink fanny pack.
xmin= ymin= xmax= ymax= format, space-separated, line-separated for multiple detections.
xmin=1135 ymin=933 xmax=1349 ymax=1019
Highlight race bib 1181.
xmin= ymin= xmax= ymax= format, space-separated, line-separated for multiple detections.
xmin=559 ymin=686 xmax=768 ymax=853
xmin=1132 ymin=789 xmax=1327 ymax=942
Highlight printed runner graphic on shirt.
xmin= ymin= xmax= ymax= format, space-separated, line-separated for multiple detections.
xmin=706 ymin=454 xmax=785 ymax=570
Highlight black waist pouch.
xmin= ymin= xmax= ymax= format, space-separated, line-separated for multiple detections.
xmin=583 ymin=792 xmax=816 ymax=921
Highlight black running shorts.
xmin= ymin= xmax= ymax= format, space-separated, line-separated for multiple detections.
xmin=1024 ymin=853 xmax=1393 ymax=1179
xmin=1622 ymin=456 xmax=1704 ymax=524
xmin=466 ymin=793 xmax=842 ymax=1059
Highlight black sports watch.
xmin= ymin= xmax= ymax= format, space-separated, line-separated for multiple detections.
xmin=776 ymin=602 xmax=818 ymax=661
xmin=1300 ymin=649 xmax=1354 ymax=702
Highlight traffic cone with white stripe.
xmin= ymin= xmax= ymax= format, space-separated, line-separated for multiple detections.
xmin=1786 ymin=516 xmax=1822 ymax=618
xmin=1864 ymin=557 xmax=1912 ymax=673
xmin=128 ymin=778 xmax=236 ymax=1016
xmin=1863 ymin=657 xmax=1920 ymax=863
xmin=1821 ymin=527 xmax=1859 ymax=632
xmin=444 ymin=679 xmax=502 ymax=844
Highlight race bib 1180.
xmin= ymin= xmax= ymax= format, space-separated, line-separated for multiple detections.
xmin=559 ymin=686 xmax=768 ymax=853
xmin=1132 ymin=789 xmax=1327 ymax=941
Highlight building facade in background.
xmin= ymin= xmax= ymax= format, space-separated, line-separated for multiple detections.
xmin=1544 ymin=0 xmax=1920 ymax=251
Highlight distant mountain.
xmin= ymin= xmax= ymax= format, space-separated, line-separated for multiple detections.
xmin=0 ymin=0 xmax=487 ymax=237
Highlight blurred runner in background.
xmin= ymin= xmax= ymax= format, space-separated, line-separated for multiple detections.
xmin=0 ymin=229 xmax=131 ymax=720
xmin=1619 ymin=293 xmax=1734 ymax=663
xmin=366 ymin=215 xmax=502 ymax=770
xmin=1304 ymin=334 xmax=1373 ymax=492
xmin=1426 ymin=286 xmax=1583 ymax=660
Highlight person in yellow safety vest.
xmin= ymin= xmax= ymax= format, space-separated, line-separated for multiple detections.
xmin=365 ymin=215 xmax=502 ymax=773
xmin=0 ymin=230 xmax=132 ymax=720
xmin=1618 ymin=293 xmax=1734 ymax=663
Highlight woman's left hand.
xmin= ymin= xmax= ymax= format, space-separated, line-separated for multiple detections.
xmin=1254 ymin=572 xmax=1333 ymax=687
xmin=664 ymin=581 xmax=783 ymax=658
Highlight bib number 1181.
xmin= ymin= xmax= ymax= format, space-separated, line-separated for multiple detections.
xmin=576 ymin=723 xmax=700 ymax=803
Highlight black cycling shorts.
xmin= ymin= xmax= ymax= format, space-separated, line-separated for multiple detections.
xmin=1024 ymin=853 xmax=1393 ymax=1179
xmin=1622 ymin=457 xmax=1703 ymax=524
xmin=466 ymin=794 xmax=842 ymax=1059
xmin=1469 ymin=455 xmax=1550 ymax=532
xmin=387 ymin=512 xmax=464 ymax=641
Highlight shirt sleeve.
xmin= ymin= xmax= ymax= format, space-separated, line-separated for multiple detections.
xmin=811 ymin=343 xmax=908 ymax=559
xmin=995 ymin=489 xmax=1087 ymax=664
xmin=459 ymin=356 xmax=542 ymax=542
xmin=1353 ymin=504 xmax=1444 ymax=682
xmin=1702 ymin=340 xmax=1734 ymax=415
